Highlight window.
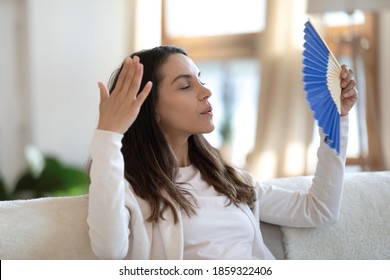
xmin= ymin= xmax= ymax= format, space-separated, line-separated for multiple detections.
xmin=164 ymin=0 xmax=265 ymax=37
xmin=322 ymin=11 xmax=383 ymax=170
xmin=162 ymin=0 xmax=265 ymax=168
xmin=196 ymin=59 xmax=260 ymax=166
xmin=162 ymin=2 xmax=383 ymax=173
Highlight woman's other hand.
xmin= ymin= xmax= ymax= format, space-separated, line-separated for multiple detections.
xmin=97 ymin=56 xmax=152 ymax=134
xmin=340 ymin=65 xmax=358 ymax=117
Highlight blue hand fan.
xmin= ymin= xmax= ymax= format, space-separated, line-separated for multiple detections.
xmin=303 ymin=19 xmax=342 ymax=154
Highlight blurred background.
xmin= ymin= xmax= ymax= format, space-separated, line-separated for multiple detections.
xmin=1 ymin=0 xmax=390 ymax=199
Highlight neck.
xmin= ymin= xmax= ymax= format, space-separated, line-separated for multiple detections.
xmin=166 ymin=136 xmax=190 ymax=167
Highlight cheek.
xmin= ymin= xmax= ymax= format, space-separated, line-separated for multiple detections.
xmin=157 ymin=99 xmax=198 ymax=132
xmin=159 ymin=105 xmax=190 ymax=126
xmin=156 ymin=98 xmax=179 ymax=124
xmin=159 ymin=110 xmax=177 ymax=126
xmin=157 ymin=95 xmax=191 ymax=118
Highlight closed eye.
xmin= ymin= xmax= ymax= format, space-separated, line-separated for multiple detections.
xmin=198 ymin=72 xmax=206 ymax=85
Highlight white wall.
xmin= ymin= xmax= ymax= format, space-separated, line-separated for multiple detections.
xmin=0 ymin=0 xmax=134 ymax=188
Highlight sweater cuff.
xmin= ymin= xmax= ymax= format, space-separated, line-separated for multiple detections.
xmin=90 ymin=130 xmax=123 ymax=155
xmin=339 ymin=115 xmax=349 ymax=161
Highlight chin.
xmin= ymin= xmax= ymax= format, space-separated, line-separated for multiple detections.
xmin=203 ymin=125 xmax=215 ymax=134
xmin=194 ymin=122 xmax=215 ymax=135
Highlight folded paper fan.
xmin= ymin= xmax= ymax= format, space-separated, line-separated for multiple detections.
xmin=303 ymin=19 xmax=342 ymax=154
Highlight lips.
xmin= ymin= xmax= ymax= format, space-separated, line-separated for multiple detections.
xmin=201 ymin=106 xmax=213 ymax=115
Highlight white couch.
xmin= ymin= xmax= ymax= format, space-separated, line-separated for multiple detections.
xmin=1 ymin=171 xmax=389 ymax=260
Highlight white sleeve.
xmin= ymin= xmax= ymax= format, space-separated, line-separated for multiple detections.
xmin=87 ymin=130 xmax=130 ymax=259
xmin=257 ymin=116 xmax=349 ymax=227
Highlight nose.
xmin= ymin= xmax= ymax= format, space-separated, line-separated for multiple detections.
xmin=199 ymin=84 xmax=212 ymax=100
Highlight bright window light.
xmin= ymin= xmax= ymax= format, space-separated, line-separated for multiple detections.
xmin=323 ymin=10 xmax=365 ymax=26
xmin=164 ymin=0 xmax=266 ymax=37
xmin=199 ymin=59 xmax=260 ymax=167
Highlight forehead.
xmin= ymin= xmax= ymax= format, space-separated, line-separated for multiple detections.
xmin=160 ymin=53 xmax=199 ymax=81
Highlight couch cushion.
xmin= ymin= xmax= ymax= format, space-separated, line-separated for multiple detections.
xmin=265 ymin=171 xmax=390 ymax=259
xmin=0 ymin=195 xmax=97 ymax=260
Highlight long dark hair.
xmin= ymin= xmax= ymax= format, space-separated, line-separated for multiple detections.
xmin=107 ymin=46 xmax=255 ymax=223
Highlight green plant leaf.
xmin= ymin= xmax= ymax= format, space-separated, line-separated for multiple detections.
xmin=12 ymin=155 xmax=89 ymax=199
xmin=0 ymin=176 xmax=9 ymax=200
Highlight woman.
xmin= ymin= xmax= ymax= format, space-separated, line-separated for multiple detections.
xmin=87 ymin=46 xmax=357 ymax=260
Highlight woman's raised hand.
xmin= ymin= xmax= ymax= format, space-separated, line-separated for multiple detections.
xmin=97 ymin=56 xmax=153 ymax=134
xmin=340 ymin=65 xmax=358 ymax=117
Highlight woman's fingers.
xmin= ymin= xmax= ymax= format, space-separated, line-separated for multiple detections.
xmin=340 ymin=65 xmax=357 ymax=97
xmin=340 ymin=65 xmax=354 ymax=86
xmin=339 ymin=65 xmax=358 ymax=116
xmin=128 ymin=62 xmax=144 ymax=99
xmin=112 ymin=56 xmax=144 ymax=100
xmin=98 ymin=81 xmax=109 ymax=102
xmin=122 ymin=56 xmax=139 ymax=96
xmin=113 ymin=57 xmax=131 ymax=94
xmin=96 ymin=55 xmax=152 ymax=134
xmin=135 ymin=81 xmax=153 ymax=107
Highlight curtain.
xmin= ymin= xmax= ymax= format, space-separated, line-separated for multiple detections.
xmin=246 ymin=0 xmax=315 ymax=179
xmin=379 ymin=11 xmax=390 ymax=170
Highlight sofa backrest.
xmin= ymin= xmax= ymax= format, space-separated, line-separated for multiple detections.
xmin=0 ymin=195 xmax=97 ymax=259
xmin=264 ymin=171 xmax=390 ymax=259
xmin=1 ymin=171 xmax=389 ymax=260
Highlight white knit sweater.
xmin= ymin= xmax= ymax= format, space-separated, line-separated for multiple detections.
xmin=87 ymin=117 xmax=349 ymax=259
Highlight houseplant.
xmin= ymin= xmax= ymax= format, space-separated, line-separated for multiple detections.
xmin=9 ymin=146 xmax=89 ymax=199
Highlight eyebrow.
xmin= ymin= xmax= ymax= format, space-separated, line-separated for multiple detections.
xmin=171 ymin=72 xmax=202 ymax=85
